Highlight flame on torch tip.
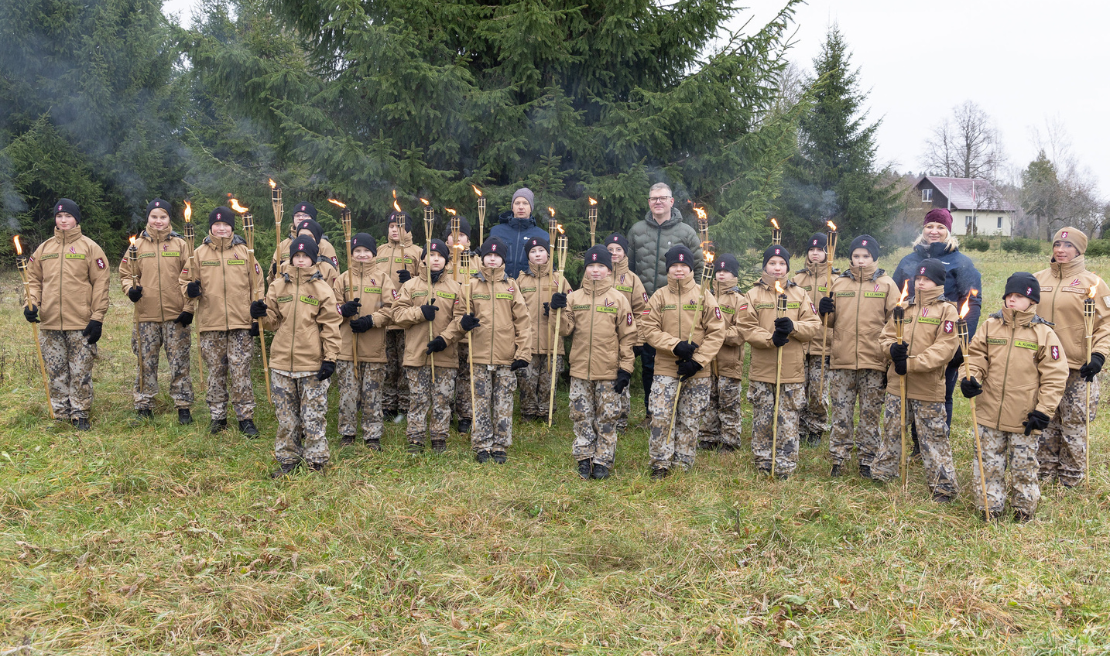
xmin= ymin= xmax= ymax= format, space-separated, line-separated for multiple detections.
xmin=827 ymin=220 xmax=837 ymax=231
xmin=557 ymin=224 xmax=565 ymax=234
xmin=391 ymin=189 xmax=396 ymax=199
xmin=770 ymin=218 xmax=780 ymax=230
xmin=960 ymin=289 xmax=978 ymax=319
xmin=183 ymin=200 xmax=192 ymax=222
xmin=129 ymin=235 xmax=137 ymax=247
xmin=13 ymin=235 xmax=22 ymax=256
xmin=704 ymin=251 xmax=714 ymax=264
xmin=471 ymin=185 xmax=482 ymax=197
xmin=268 ymin=178 xmax=276 ymax=189
xmin=774 ymin=280 xmax=785 ymax=295
xmin=328 ymin=198 xmax=347 ymax=208
xmin=446 ymin=208 xmax=456 ymax=216
xmin=419 ymin=198 xmax=430 ymax=206
xmin=897 ymin=280 xmax=910 ymax=307
xmin=547 ymin=207 xmax=556 ymax=217
xmin=588 ymin=197 xmax=597 ymax=206
xmin=1089 ymin=282 xmax=1099 ymax=299
xmin=393 ymin=200 xmax=402 ymax=213
xmin=693 ymin=206 xmax=708 ymax=220
xmin=229 ymin=198 xmax=249 ymax=213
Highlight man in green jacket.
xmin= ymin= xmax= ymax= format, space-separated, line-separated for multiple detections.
xmin=627 ymin=183 xmax=703 ymax=425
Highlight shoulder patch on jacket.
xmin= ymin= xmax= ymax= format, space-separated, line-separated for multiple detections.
xmin=96 ymin=257 xmax=106 ymax=269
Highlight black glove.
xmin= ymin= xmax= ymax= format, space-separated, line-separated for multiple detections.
xmin=890 ymin=342 xmax=908 ymax=376
xmin=549 ymin=292 xmax=567 ymax=310
xmin=250 ymin=300 xmax=268 ymax=319
xmin=510 ymin=358 xmax=529 ymax=371
xmin=83 ymin=320 xmax=102 ymax=345
xmin=461 ymin=313 xmax=480 ymax=332
xmin=1023 ymin=410 xmax=1051 ymax=436
xmin=633 ymin=345 xmax=644 ymax=357
xmin=1080 ymin=353 xmax=1105 ymax=382
xmin=613 ymin=369 xmax=632 ymax=394
xmin=420 ymin=301 xmax=439 ymax=322
xmin=949 ymin=348 xmax=964 ymax=368
xmin=426 ymin=336 xmax=447 ymax=354
xmin=174 ymin=311 xmax=194 ymax=326
xmin=677 ymin=359 xmax=703 ymax=381
xmin=397 ymin=269 xmax=412 ymax=284
xmin=23 ymin=304 xmax=39 ymax=323
xmin=818 ymin=296 xmax=835 ymax=316
xmin=339 ymin=298 xmax=361 ymax=318
xmin=250 ymin=322 xmax=260 ymax=337
xmin=127 ymin=286 xmax=143 ymax=303
xmin=316 ymin=360 xmax=336 ymax=381
xmin=269 ymin=262 xmax=277 ymax=278
xmin=350 ymin=315 xmax=374 ymax=333
xmin=771 ymin=331 xmax=790 ymax=348
xmin=960 ymin=377 xmax=982 ymax=398
xmin=673 ymin=341 xmax=698 ymax=360
xmin=543 ymin=302 xmax=549 ymax=317
xmin=186 ymin=280 xmax=202 ymax=298
xmin=774 ymin=316 xmax=794 ymax=335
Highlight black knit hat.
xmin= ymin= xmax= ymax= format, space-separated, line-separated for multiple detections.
xmin=351 ymin=232 xmax=377 ymax=256
xmin=914 ymin=258 xmax=946 ymax=286
xmin=807 ymin=233 xmax=828 ymax=251
xmin=422 ymin=238 xmax=451 ymax=262
xmin=209 ymin=206 xmax=234 ymax=230
xmin=292 ymin=201 xmax=317 ymax=220
xmin=1004 ymin=272 xmax=1040 ymax=304
xmin=762 ymin=244 xmax=791 ymax=271
xmin=388 ymin=210 xmax=412 ymax=232
xmin=443 ymin=215 xmax=472 ymax=241
xmin=53 ymin=198 xmax=81 ymax=224
xmin=716 ymin=253 xmax=740 ymax=277
xmin=849 ymin=234 xmax=880 ymax=261
xmin=295 ymin=218 xmax=324 ymax=243
xmin=526 ymin=235 xmax=550 ymax=253
xmin=290 ymin=235 xmax=319 ymax=263
xmin=479 ymin=236 xmax=508 ymax=259
xmin=605 ymin=232 xmax=630 ymax=255
xmin=583 ymin=245 xmax=613 ymax=271
xmin=665 ymin=245 xmax=696 ymax=271
xmin=145 ymin=198 xmax=171 ymax=219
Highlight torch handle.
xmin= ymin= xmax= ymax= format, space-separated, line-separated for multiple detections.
xmin=17 ymin=262 xmax=54 ymax=419
xmin=244 ymin=239 xmax=272 ymax=403
xmin=130 ymin=249 xmax=146 ymax=396
xmin=961 ymin=333 xmax=989 ymax=520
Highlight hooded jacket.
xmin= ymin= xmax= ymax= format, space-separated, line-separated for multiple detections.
xmin=641 ymin=273 xmax=725 ymax=379
xmin=737 ymin=275 xmax=822 ymax=384
xmin=332 ymin=260 xmax=396 ymax=363
xmin=628 ymin=207 xmax=704 ymax=295
xmin=713 ymin=281 xmax=748 ymax=379
xmin=791 ymin=260 xmax=837 ymax=357
xmin=120 ymin=226 xmax=193 ymax=322
xmin=488 ymin=213 xmax=549 ymax=278
xmin=26 ymin=225 xmax=111 ymax=331
xmin=1033 ymin=256 xmax=1110 ymax=369
xmin=517 ymin=260 xmax=572 ymax=357
xmin=559 ymin=276 xmax=636 ymax=380
xmin=375 ymin=234 xmax=423 ymax=329
xmin=272 ymin=236 xmax=338 ymax=286
xmin=442 ymin=263 xmax=532 ymax=366
xmin=179 ymin=233 xmax=264 ymax=333
xmin=966 ymin=307 xmax=1070 ymax=433
xmin=260 ymin=265 xmax=342 ymax=373
xmin=612 ymin=258 xmax=650 ymax=345
xmin=825 ymin=263 xmax=901 ymax=371
xmin=879 ymin=286 xmax=960 ymax=402
xmin=392 ymin=271 xmax=465 ymax=368
xmin=892 ymin=240 xmax=983 ymax=339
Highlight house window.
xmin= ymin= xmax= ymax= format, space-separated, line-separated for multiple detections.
xmin=997 ymin=216 xmax=1003 ymax=229
xmin=921 ymin=189 xmax=933 ymax=202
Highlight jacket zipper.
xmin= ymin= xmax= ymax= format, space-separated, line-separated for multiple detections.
xmin=1049 ymin=268 xmax=1062 ymax=323
xmin=855 ymin=273 xmax=863 ymax=364
xmin=993 ymin=320 xmax=1016 ymax=428
xmin=587 ymin=284 xmax=596 ymax=379
xmin=290 ymin=275 xmax=299 ymax=367
xmin=654 ymin=226 xmax=663 ymax=293
xmin=488 ymin=277 xmax=496 ymax=364
xmin=155 ymin=234 xmax=165 ymax=323
xmin=220 ymin=242 xmax=230 ymax=331
xmin=58 ymin=231 xmax=67 ymax=331
xmin=356 ymin=266 xmax=363 ymax=362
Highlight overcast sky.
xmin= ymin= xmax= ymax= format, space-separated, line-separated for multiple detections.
xmin=163 ymin=0 xmax=1107 ymax=197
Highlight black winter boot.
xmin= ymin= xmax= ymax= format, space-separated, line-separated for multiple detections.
xmin=340 ymin=435 xmax=356 ymax=446
xmin=239 ymin=419 xmax=259 ymax=437
xmin=491 ymin=450 xmax=508 ymax=464
xmin=431 ymin=439 xmax=447 ymax=453
xmin=591 ymin=464 xmax=610 ymax=480
xmin=177 ymin=408 xmax=193 ymax=425
xmin=366 ymin=438 xmax=382 ymax=451
xmin=475 ymin=450 xmax=492 ymax=463
xmin=271 ymin=461 xmax=300 ymax=478
xmin=209 ymin=418 xmax=228 ymax=434
xmin=577 ymin=459 xmax=592 ymax=479
xmin=456 ymin=418 xmax=472 ymax=434
xmin=72 ymin=417 xmax=91 ymax=431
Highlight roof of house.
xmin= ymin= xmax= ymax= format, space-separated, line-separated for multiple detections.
xmin=918 ymin=176 xmax=1016 ymax=212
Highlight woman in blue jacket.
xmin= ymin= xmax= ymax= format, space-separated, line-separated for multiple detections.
xmin=488 ymin=188 xmax=549 ymax=278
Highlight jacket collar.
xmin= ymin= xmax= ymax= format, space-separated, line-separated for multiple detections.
xmin=528 ymin=260 xmax=551 ymax=277
xmin=805 ymin=260 xmax=832 ymax=277
xmin=998 ymin=306 xmax=1037 ymax=327
xmin=282 ymin=266 xmax=323 ymax=283
xmin=142 ymin=225 xmax=176 ymax=242
xmin=499 ymin=212 xmax=538 ymax=231
xmin=349 ymin=259 xmax=377 ymax=275
xmin=1049 ymin=256 xmax=1086 ymax=279
xmin=613 ymin=258 xmax=631 ymax=276
xmin=643 ymin=207 xmax=685 ymax=230
xmin=477 ymin=263 xmax=506 ymax=283
xmin=203 ymin=233 xmax=245 ymax=249
xmin=53 ymin=225 xmax=83 ymax=241
xmin=915 ymin=241 xmax=954 ymax=258
xmin=757 ymin=272 xmax=790 ymax=290
xmin=582 ymin=276 xmax=614 ymax=294
xmin=666 ymin=273 xmax=697 ymax=294
xmin=713 ymin=278 xmax=740 ymax=296
xmin=912 ymin=285 xmax=945 ymax=306
xmin=846 ymin=262 xmax=882 ymax=281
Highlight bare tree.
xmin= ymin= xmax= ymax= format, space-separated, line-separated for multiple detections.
xmin=1026 ymin=118 xmax=1105 ymax=237
xmin=921 ymin=101 xmax=1006 ymax=181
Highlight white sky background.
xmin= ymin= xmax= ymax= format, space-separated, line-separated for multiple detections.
xmin=163 ymin=0 xmax=1108 ymax=197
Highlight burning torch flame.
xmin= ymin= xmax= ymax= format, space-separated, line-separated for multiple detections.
xmin=229 ymin=198 xmax=249 ymax=214
xmin=393 ymin=200 xmax=402 ymax=213
xmin=392 ymin=189 xmax=397 ymax=199
xmin=588 ymin=197 xmax=597 ymax=206
xmin=770 ymin=218 xmax=780 ymax=230
xmin=471 ymin=185 xmax=482 ymax=197
xmin=960 ymin=289 xmax=978 ymax=320
xmin=420 ymin=198 xmax=430 ymax=206
xmin=827 ymin=220 xmax=837 ymax=232
xmin=1089 ymin=282 xmax=1099 ymax=299
xmin=268 ymin=178 xmax=276 ymax=189
xmin=328 ymin=198 xmax=347 ymax=209
xmin=129 ymin=235 xmax=137 ymax=248
xmin=897 ymin=280 xmax=910 ymax=307
xmin=13 ymin=235 xmax=22 ymax=256
xmin=184 ymin=200 xmax=192 ymax=223
xmin=557 ymin=223 xmax=565 ymax=234
xmin=693 ymin=206 xmax=708 ymax=220
xmin=704 ymin=251 xmax=715 ymax=265
xmin=774 ymin=280 xmax=785 ymax=295
xmin=446 ymin=208 xmax=457 ymax=216
xmin=548 ymin=207 xmax=556 ymax=217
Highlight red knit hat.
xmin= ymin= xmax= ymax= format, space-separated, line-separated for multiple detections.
xmin=924 ymin=208 xmax=952 ymax=231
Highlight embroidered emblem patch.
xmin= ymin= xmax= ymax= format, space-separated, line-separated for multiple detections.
xmin=1052 ymin=345 xmax=1060 ymax=360
xmin=96 ymin=258 xmax=106 ymax=269
xmin=715 ymin=307 xmax=722 ymax=320
xmin=944 ymin=320 xmax=953 ymax=333
xmin=627 ymin=313 xmax=633 ymax=326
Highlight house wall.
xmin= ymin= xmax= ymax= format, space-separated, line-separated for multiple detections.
xmin=951 ymin=211 xmax=1013 ymax=237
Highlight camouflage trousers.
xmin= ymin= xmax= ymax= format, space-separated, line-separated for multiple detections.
xmin=699 ymin=376 xmax=744 ymax=447
xmin=617 ymin=385 xmax=631 ymax=433
xmin=131 ymin=320 xmax=194 ymax=410
xmin=972 ymin=425 xmax=1041 ymax=516
xmin=199 ymin=329 xmax=255 ymax=421
xmin=517 ymin=354 xmax=562 ymax=416
xmin=1039 ymin=369 xmax=1099 ymax=486
xmin=336 ymin=360 xmax=386 ymax=442
xmin=801 ymin=355 xmax=829 ymax=434
xmin=748 ymin=381 xmax=804 ymax=475
xmin=272 ymin=370 xmax=330 ymax=466
xmin=872 ymin=395 xmax=958 ymax=497
xmin=827 ymin=368 xmax=886 ymax=466
xmin=472 ymin=365 xmax=517 ymax=452
xmin=406 ymin=365 xmax=457 ymax=444
xmin=648 ymin=375 xmax=711 ymax=471
xmin=39 ymin=329 xmax=96 ymax=420
xmin=570 ymin=377 xmax=622 ymax=468
xmin=383 ymin=330 xmax=409 ymax=413
xmin=453 ymin=342 xmax=472 ymax=421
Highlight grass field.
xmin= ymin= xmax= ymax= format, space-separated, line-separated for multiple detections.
xmin=2 ymin=248 xmax=1110 ymax=654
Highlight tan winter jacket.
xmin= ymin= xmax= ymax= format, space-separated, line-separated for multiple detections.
xmin=332 ymin=261 xmax=396 ymax=363
xmin=641 ymin=273 xmax=725 ymax=380
xmin=260 ymin=266 xmax=342 ymax=372
xmin=179 ymin=233 xmax=263 ymax=333
xmin=1034 ymin=257 xmax=1110 ymax=369
xmin=392 ymin=271 xmax=464 ymax=368
xmin=271 ymin=237 xmax=339 ymax=286
xmin=738 ymin=274 xmax=822 ymax=384
xmin=375 ymin=236 xmax=423 ymax=329
xmin=517 ymin=260 xmax=571 ymax=357
xmin=713 ymin=282 xmax=748 ymax=379
xmin=792 ymin=261 xmax=837 ymax=357
xmin=443 ymin=263 xmax=532 ymax=366
xmin=880 ymin=286 xmax=960 ymax=402
xmin=612 ymin=258 xmax=650 ymax=345
xmin=825 ymin=263 xmax=901 ymax=371
xmin=966 ymin=307 xmax=1070 ymax=433
xmin=559 ymin=276 xmax=636 ymax=380
xmin=26 ymin=225 xmax=111 ymax=331
xmin=120 ymin=226 xmax=193 ymax=322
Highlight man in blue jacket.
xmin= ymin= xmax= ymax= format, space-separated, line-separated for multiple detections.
xmin=489 ymin=188 xmax=549 ymax=278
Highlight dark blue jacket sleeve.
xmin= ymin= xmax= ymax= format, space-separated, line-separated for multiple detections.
xmin=951 ymin=251 xmax=984 ymax=338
